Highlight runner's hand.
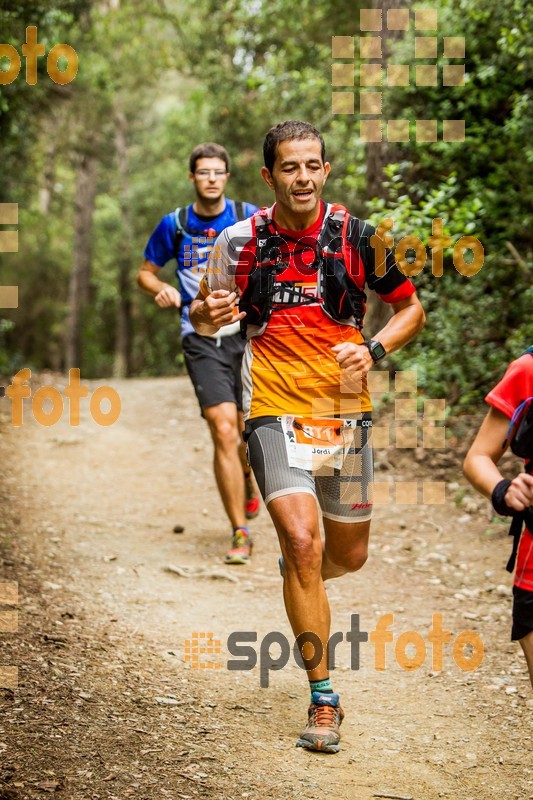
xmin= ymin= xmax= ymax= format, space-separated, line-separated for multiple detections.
xmin=200 ymin=290 xmax=245 ymax=329
xmin=331 ymin=342 xmax=373 ymax=374
xmin=504 ymin=473 xmax=533 ymax=512
xmin=155 ymin=285 xmax=181 ymax=309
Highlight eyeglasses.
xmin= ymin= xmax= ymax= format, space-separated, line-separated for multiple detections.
xmin=194 ymin=169 xmax=228 ymax=178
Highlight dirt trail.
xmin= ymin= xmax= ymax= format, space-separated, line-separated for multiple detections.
xmin=0 ymin=375 xmax=531 ymax=800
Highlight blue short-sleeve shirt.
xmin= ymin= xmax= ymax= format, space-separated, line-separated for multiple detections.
xmin=144 ymin=199 xmax=258 ymax=338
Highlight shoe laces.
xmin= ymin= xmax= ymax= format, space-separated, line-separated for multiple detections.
xmin=310 ymin=702 xmax=338 ymax=728
xmin=232 ymin=529 xmax=249 ymax=549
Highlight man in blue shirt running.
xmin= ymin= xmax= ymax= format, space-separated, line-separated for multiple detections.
xmin=137 ymin=143 xmax=259 ymax=564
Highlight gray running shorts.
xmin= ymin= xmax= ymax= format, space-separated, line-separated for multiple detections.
xmin=246 ymin=415 xmax=373 ymax=523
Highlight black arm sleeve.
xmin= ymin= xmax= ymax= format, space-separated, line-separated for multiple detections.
xmin=347 ymin=217 xmax=414 ymax=299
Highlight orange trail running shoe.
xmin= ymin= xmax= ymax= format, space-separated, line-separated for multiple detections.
xmin=244 ymin=473 xmax=260 ymax=519
xmin=296 ymin=692 xmax=345 ymax=754
xmin=225 ymin=527 xmax=253 ymax=565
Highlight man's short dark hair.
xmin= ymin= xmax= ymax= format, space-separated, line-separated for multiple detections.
xmin=189 ymin=143 xmax=230 ymax=174
xmin=263 ymin=120 xmax=326 ymax=173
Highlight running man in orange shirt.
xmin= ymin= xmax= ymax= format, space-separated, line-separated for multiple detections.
xmin=191 ymin=121 xmax=425 ymax=752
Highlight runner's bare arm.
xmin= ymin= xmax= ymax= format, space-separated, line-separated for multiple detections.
xmin=137 ymin=259 xmax=181 ymax=308
xmin=332 ymin=294 xmax=425 ymax=373
xmin=373 ymin=293 xmax=425 ymax=353
xmin=464 ymin=407 xmax=533 ymax=511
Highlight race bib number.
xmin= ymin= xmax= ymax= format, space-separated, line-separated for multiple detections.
xmin=280 ymin=415 xmax=371 ymax=472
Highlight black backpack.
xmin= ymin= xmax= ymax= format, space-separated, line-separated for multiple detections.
xmin=172 ymin=200 xmax=247 ymax=257
xmin=503 ymin=347 xmax=533 ymax=573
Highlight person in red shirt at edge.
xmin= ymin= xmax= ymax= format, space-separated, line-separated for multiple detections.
xmin=464 ymin=350 xmax=533 ymax=689
xmin=190 ymin=120 xmax=425 ymax=752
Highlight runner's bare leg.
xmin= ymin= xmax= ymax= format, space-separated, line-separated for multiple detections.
xmin=519 ymin=631 xmax=533 ymax=689
xmin=268 ymin=494 xmax=369 ymax=679
xmin=322 ymin=518 xmax=370 ymax=580
xmin=237 ymin=410 xmax=252 ymax=475
xmin=268 ymin=493 xmax=328 ymax=678
xmin=203 ymin=402 xmax=247 ymax=529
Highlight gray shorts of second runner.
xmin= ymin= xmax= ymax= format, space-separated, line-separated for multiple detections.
xmin=246 ymin=415 xmax=373 ymax=523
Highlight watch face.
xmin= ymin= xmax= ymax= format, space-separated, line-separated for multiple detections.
xmin=370 ymin=340 xmax=386 ymax=361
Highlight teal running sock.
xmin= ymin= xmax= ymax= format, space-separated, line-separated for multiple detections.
xmin=309 ymin=678 xmax=333 ymax=699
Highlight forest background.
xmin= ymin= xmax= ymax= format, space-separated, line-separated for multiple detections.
xmin=0 ymin=0 xmax=531 ymax=410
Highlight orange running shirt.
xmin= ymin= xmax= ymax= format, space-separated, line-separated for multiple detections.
xmin=203 ymin=201 xmax=416 ymax=420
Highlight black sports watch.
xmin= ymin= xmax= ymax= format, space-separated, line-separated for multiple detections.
xmin=363 ymin=339 xmax=387 ymax=363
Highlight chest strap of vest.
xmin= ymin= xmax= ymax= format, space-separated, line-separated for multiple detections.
xmin=317 ymin=206 xmax=365 ymax=329
xmin=239 ymin=205 xmax=366 ymax=338
xmin=506 ymin=460 xmax=533 ymax=573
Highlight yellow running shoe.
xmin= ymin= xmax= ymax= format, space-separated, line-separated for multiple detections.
xmin=225 ymin=528 xmax=253 ymax=564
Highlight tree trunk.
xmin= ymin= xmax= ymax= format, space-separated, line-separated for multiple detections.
xmin=113 ymin=107 xmax=132 ymax=378
xmin=363 ymin=0 xmax=408 ymax=338
xmin=66 ymin=151 xmax=98 ymax=371
xmin=364 ymin=0 xmax=406 ymax=201
xmin=39 ymin=135 xmax=56 ymax=215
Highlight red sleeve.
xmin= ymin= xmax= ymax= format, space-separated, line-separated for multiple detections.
xmin=485 ymin=354 xmax=533 ymax=419
xmin=378 ymin=281 xmax=416 ymax=304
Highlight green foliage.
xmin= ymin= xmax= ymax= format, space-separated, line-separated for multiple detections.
xmin=0 ymin=0 xmax=88 ymax=201
xmin=0 ymin=0 xmax=530 ymax=407
xmin=366 ymin=166 xmax=532 ymax=406
xmin=380 ymin=0 xmax=532 ymax=250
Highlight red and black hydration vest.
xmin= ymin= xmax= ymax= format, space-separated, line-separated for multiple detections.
xmin=504 ymin=347 xmax=533 ymax=572
xmin=238 ymin=204 xmax=367 ymax=338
